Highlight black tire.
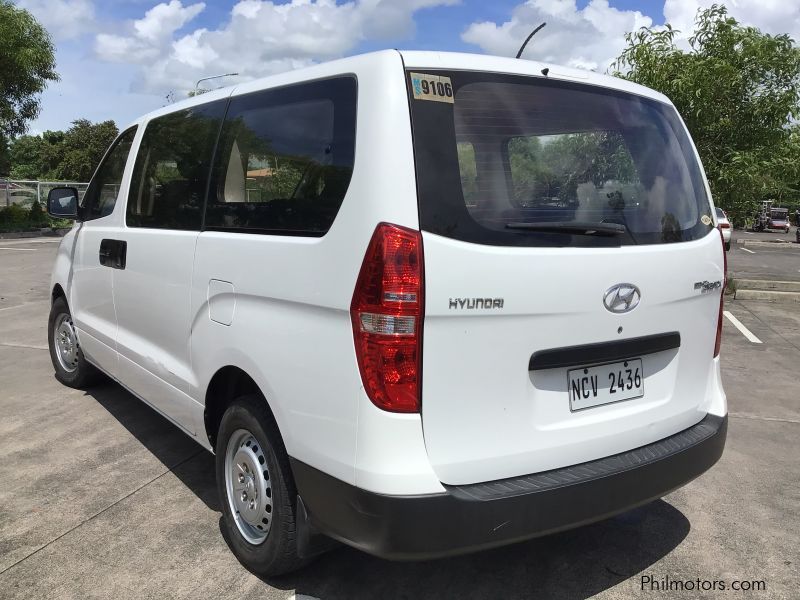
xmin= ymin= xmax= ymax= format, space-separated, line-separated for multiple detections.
xmin=724 ymin=241 xmax=731 ymax=251
xmin=47 ymin=296 xmax=102 ymax=388
xmin=216 ymin=394 xmax=308 ymax=576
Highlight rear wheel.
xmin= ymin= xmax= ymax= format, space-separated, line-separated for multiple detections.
xmin=216 ymin=394 xmax=307 ymax=576
xmin=48 ymin=297 xmax=101 ymax=388
xmin=724 ymin=241 xmax=730 ymax=251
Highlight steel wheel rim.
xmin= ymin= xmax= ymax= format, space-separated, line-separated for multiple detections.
xmin=53 ymin=313 xmax=79 ymax=373
xmin=224 ymin=429 xmax=273 ymax=545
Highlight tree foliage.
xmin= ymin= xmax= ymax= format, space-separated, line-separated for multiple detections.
xmin=56 ymin=119 xmax=119 ymax=181
xmin=8 ymin=120 xmax=118 ymax=181
xmin=612 ymin=4 xmax=800 ymax=222
xmin=0 ymin=1 xmax=59 ymax=138
xmin=0 ymin=134 xmax=9 ymax=176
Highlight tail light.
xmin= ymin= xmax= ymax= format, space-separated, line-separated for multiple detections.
xmin=351 ymin=223 xmax=423 ymax=413
xmin=714 ymin=228 xmax=727 ymax=357
xmin=719 ymin=222 xmax=730 ymax=229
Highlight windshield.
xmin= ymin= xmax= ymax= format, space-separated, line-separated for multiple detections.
xmin=771 ymin=210 xmax=787 ymax=220
xmin=408 ymin=71 xmax=713 ymax=247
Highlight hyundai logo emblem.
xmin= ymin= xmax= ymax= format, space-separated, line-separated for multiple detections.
xmin=603 ymin=284 xmax=641 ymax=313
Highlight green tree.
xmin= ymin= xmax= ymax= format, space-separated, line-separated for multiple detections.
xmin=612 ymin=5 xmax=800 ymax=223
xmin=54 ymin=119 xmax=118 ymax=181
xmin=27 ymin=198 xmax=47 ymax=226
xmin=9 ymin=130 xmax=64 ymax=180
xmin=0 ymin=1 xmax=59 ymax=137
xmin=8 ymin=122 xmax=117 ymax=181
xmin=0 ymin=134 xmax=9 ymax=176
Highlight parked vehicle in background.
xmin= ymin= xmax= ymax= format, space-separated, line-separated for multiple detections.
xmin=716 ymin=207 xmax=731 ymax=251
xmin=768 ymin=208 xmax=791 ymax=233
xmin=44 ymin=50 xmax=728 ymax=576
xmin=753 ymin=200 xmax=790 ymax=233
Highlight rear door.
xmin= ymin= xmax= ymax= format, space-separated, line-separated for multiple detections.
xmin=407 ymin=70 xmax=725 ymax=485
xmin=112 ymin=102 xmax=225 ymax=430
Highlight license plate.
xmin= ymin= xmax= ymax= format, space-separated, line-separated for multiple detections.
xmin=568 ymin=358 xmax=643 ymax=411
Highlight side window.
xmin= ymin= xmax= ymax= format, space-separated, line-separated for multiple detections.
xmin=81 ymin=127 xmax=137 ymax=220
xmin=127 ymin=102 xmax=226 ymax=230
xmin=206 ymin=77 xmax=357 ymax=235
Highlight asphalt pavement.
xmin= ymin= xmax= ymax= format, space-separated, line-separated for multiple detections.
xmin=729 ymin=228 xmax=800 ymax=282
xmin=0 ymin=236 xmax=798 ymax=599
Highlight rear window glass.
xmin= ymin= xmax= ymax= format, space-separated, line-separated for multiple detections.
xmin=408 ymin=71 xmax=713 ymax=247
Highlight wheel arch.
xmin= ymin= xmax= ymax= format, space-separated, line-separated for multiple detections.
xmin=204 ymin=365 xmax=283 ymax=452
xmin=51 ymin=283 xmax=67 ymax=306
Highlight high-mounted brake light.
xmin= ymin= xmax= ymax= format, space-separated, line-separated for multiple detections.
xmin=351 ymin=223 xmax=424 ymax=413
xmin=714 ymin=228 xmax=727 ymax=357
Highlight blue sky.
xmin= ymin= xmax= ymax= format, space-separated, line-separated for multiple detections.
xmin=15 ymin=0 xmax=795 ymax=134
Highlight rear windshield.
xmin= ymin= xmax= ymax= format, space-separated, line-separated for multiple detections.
xmin=407 ymin=71 xmax=713 ymax=247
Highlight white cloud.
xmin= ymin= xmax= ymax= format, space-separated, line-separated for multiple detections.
xmin=133 ymin=0 xmax=205 ymax=42
xmin=17 ymin=0 xmax=95 ymax=41
xmin=93 ymin=0 xmax=457 ymax=95
xmin=462 ymin=0 xmax=652 ymax=72
xmin=462 ymin=0 xmax=800 ymax=74
xmin=96 ymin=0 xmax=206 ymax=64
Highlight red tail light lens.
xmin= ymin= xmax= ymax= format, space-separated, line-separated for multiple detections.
xmin=351 ymin=223 xmax=423 ymax=413
xmin=719 ymin=222 xmax=731 ymax=229
xmin=714 ymin=228 xmax=727 ymax=357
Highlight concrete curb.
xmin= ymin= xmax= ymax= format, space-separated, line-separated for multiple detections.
xmin=734 ymin=289 xmax=800 ymax=303
xmin=737 ymin=239 xmax=799 ymax=249
xmin=736 ymin=280 xmax=800 ymax=293
xmin=739 ymin=240 xmax=800 ymax=250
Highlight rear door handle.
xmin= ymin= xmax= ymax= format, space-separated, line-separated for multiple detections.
xmin=99 ymin=239 xmax=127 ymax=270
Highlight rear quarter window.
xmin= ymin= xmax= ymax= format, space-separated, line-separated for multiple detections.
xmin=205 ymin=76 xmax=357 ymax=236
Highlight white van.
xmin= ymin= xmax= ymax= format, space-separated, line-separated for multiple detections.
xmin=46 ymin=50 xmax=727 ymax=575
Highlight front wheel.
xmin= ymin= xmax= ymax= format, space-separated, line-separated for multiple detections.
xmin=47 ymin=297 xmax=101 ymax=388
xmin=216 ymin=395 xmax=308 ymax=576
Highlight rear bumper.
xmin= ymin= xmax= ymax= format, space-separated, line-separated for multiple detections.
xmin=292 ymin=413 xmax=727 ymax=560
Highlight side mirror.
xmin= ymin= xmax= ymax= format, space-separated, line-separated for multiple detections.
xmin=47 ymin=187 xmax=79 ymax=219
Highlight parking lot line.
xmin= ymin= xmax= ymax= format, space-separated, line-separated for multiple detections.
xmin=723 ymin=311 xmax=763 ymax=344
xmin=0 ymin=247 xmax=36 ymax=251
xmin=740 ymin=247 xmax=756 ymax=254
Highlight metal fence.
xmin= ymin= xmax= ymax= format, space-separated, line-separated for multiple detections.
xmin=1 ymin=179 xmax=89 ymax=209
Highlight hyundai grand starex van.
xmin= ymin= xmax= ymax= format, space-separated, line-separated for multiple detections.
xmin=46 ymin=50 xmax=727 ymax=575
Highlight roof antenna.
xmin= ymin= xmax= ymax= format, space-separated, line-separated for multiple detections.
xmin=516 ymin=22 xmax=546 ymax=59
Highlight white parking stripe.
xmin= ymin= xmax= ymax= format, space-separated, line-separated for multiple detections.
xmin=723 ymin=311 xmax=763 ymax=344
xmin=0 ymin=247 xmax=36 ymax=251
xmin=740 ymin=247 xmax=756 ymax=254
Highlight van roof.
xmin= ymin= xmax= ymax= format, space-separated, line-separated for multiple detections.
xmin=125 ymin=49 xmax=672 ymax=130
xmin=398 ymin=50 xmax=670 ymax=104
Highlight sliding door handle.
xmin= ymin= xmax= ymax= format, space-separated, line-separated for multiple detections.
xmin=99 ymin=239 xmax=127 ymax=270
